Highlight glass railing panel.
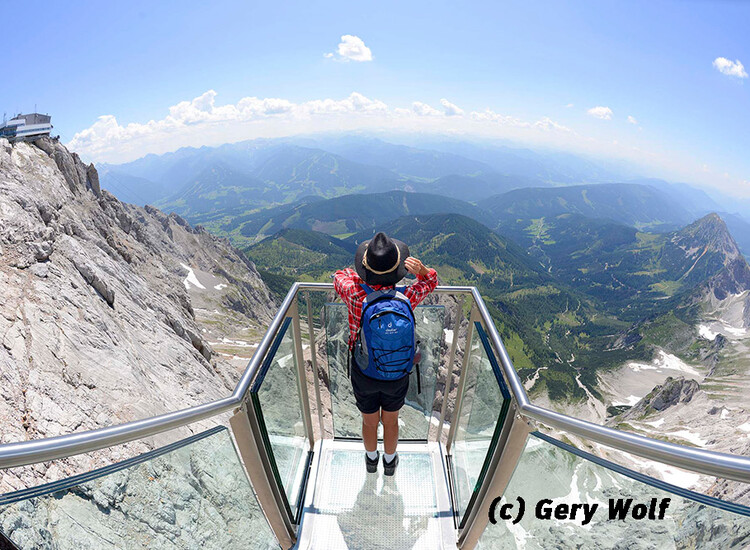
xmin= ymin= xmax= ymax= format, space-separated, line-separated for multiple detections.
xmin=450 ymin=322 xmax=511 ymax=528
xmin=324 ymin=303 xmax=445 ymax=440
xmin=250 ymin=316 xmax=310 ymax=522
xmin=0 ymin=426 xmax=279 ymax=549
xmin=476 ymin=431 xmax=750 ymax=549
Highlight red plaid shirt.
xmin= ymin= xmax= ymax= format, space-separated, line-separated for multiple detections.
xmin=333 ymin=267 xmax=439 ymax=349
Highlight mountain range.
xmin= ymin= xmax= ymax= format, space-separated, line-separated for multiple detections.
xmin=246 ymin=201 xmax=750 ymax=402
xmin=98 ymin=135 xmax=639 ymax=216
xmin=98 ymin=133 xmax=750 ymax=406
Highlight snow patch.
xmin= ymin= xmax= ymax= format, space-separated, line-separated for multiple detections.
xmin=643 ymin=418 xmax=665 ymax=428
xmin=208 ymin=338 xmax=258 ymax=349
xmin=612 ymin=395 xmax=640 ymax=407
xmin=180 ymin=263 xmax=205 ymax=290
xmin=628 ymin=456 xmax=701 ymax=489
xmin=698 ymin=324 xmax=718 ymax=341
xmin=626 ymin=350 xmax=700 ymax=377
xmin=721 ymin=409 xmax=730 ymax=420
xmin=214 ymin=283 xmax=228 ymax=291
xmin=737 ymin=422 xmax=750 ymax=433
xmin=668 ymin=429 xmax=707 ymax=447
xmin=626 ymin=363 xmax=658 ymax=372
xmin=443 ymin=328 xmax=453 ymax=346
xmin=721 ymin=321 xmax=748 ymax=337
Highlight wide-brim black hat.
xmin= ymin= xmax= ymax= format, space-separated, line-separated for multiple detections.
xmin=355 ymin=232 xmax=410 ymax=285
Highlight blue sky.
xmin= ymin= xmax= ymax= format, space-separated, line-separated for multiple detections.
xmin=4 ymin=1 xmax=749 ymax=196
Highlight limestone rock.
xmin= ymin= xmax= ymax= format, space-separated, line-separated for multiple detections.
xmin=619 ymin=377 xmax=700 ymax=421
xmin=0 ymin=138 xmax=275 ymax=493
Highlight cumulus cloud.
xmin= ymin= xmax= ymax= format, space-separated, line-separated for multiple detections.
xmin=587 ymin=106 xmax=613 ymax=120
xmin=67 ymin=90 xmax=577 ymax=163
xmin=440 ymin=98 xmax=464 ymax=116
xmin=470 ymin=108 xmax=529 ymax=127
xmin=534 ymin=117 xmax=572 ymax=133
xmin=713 ymin=57 xmax=748 ymax=78
xmin=68 ymin=90 xmax=390 ymax=160
xmin=412 ymin=101 xmax=442 ymax=116
xmin=305 ymin=92 xmax=388 ymax=115
xmin=627 ymin=115 xmax=638 ymax=124
xmin=326 ymin=35 xmax=373 ymax=62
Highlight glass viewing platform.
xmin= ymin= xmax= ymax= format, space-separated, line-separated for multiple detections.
xmin=1 ymin=283 xmax=749 ymax=549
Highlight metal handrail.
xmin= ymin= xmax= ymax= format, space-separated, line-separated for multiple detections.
xmin=0 ymin=283 xmax=300 ymax=469
xmin=1 ymin=283 xmax=750 ymax=484
xmin=469 ymin=287 xmax=750 ymax=484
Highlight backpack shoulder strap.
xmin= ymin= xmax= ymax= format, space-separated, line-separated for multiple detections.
xmin=361 ymin=284 xmax=394 ymax=304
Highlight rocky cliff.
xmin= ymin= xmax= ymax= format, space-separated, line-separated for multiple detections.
xmin=675 ymin=213 xmax=750 ymax=301
xmin=0 ymin=138 xmax=275 ymax=493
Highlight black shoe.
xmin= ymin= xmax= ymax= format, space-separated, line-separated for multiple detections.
xmin=366 ymin=451 xmax=379 ymax=473
xmin=383 ymin=454 xmax=399 ymax=476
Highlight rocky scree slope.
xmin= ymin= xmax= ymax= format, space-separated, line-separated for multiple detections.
xmin=0 ymin=138 xmax=274 ymax=493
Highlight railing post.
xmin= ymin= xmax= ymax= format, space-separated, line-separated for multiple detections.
xmin=305 ymin=291 xmax=325 ymax=440
xmin=290 ymin=296 xmax=315 ymax=447
xmin=438 ymin=294 xmax=465 ymax=444
xmin=230 ymin=402 xmax=296 ymax=549
xmin=457 ymin=407 xmax=532 ymax=550
xmin=446 ymin=303 xmax=479 ymax=454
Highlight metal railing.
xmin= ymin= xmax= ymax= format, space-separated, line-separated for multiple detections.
xmin=2 ymin=281 xmax=750 ymax=487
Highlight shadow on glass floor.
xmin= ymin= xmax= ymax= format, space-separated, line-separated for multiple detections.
xmin=301 ymin=447 xmax=445 ymax=549
xmin=337 ymin=474 xmax=429 ymax=550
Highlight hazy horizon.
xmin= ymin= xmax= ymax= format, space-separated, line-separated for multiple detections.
xmin=4 ymin=1 xmax=748 ymax=197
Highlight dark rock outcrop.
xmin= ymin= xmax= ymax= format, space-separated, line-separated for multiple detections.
xmin=620 ymin=376 xmax=700 ymax=420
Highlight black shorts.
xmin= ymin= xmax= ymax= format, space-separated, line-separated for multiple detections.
xmin=350 ymin=353 xmax=410 ymax=414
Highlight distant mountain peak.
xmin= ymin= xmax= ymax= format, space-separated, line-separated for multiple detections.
xmin=671 ymin=213 xmax=750 ymax=300
xmin=674 ymin=212 xmax=743 ymax=262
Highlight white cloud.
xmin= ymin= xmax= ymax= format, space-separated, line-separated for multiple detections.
xmin=412 ymin=101 xmax=442 ymax=116
xmin=534 ymin=117 xmax=572 ymax=133
xmin=713 ymin=57 xmax=748 ymax=78
xmin=470 ymin=108 xmax=529 ymax=127
xmin=440 ymin=98 xmax=464 ymax=116
xmin=587 ymin=106 xmax=613 ymax=120
xmin=565 ymin=103 xmax=574 ymax=108
xmin=68 ymin=90 xmax=389 ymax=160
xmin=64 ymin=88 xmax=750 ymax=198
xmin=326 ymin=35 xmax=373 ymax=62
xmin=627 ymin=115 xmax=638 ymax=125
xmin=305 ymin=92 xmax=388 ymax=115
xmin=68 ymin=90 xmax=582 ymax=164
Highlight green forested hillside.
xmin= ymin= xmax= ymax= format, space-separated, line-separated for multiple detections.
xmin=347 ymin=214 xmax=637 ymax=400
xmin=155 ymin=145 xmax=403 ymax=224
xmin=487 ymin=183 xmax=694 ymax=232
xmin=226 ymin=191 xmax=493 ymax=245
xmin=246 ymin=229 xmax=355 ymax=280
xmin=497 ymin=212 xmax=750 ymax=320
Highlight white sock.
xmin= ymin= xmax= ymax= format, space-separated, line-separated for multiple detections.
xmin=384 ymin=452 xmax=396 ymax=463
xmin=366 ymin=450 xmax=378 ymax=460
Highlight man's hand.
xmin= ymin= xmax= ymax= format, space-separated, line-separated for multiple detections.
xmin=405 ymin=257 xmax=429 ymax=277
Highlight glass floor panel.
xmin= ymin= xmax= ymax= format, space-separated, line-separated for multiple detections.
xmin=296 ymin=441 xmax=456 ymax=549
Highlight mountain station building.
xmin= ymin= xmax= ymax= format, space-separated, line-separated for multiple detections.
xmin=0 ymin=113 xmax=53 ymax=142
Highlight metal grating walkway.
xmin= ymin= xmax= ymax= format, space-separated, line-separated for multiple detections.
xmin=296 ymin=440 xmax=456 ymax=549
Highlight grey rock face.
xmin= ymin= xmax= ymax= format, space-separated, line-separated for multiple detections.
xmin=0 ymin=139 xmax=275 ymax=493
xmin=618 ymin=377 xmax=700 ymax=421
xmin=0 ymin=428 xmax=278 ymax=549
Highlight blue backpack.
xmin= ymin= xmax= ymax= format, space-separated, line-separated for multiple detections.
xmin=354 ymin=284 xmax=416 ymax=380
